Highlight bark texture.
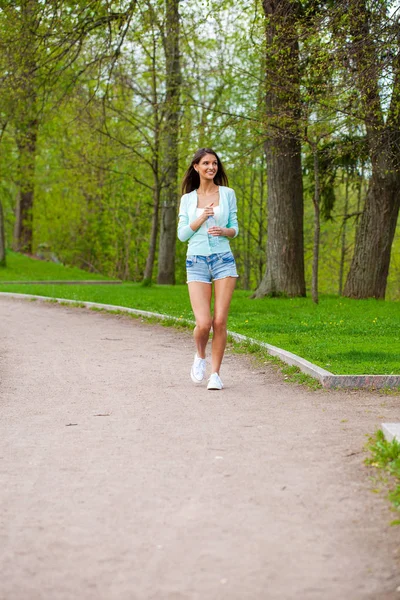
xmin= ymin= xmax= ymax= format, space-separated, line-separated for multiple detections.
xmin=12 ymin=0 xmax=38 ymax=254
xmin=311 ymin=147 xmax=320 ymax=304
xmin=14 ymin=117 xmax=38 ymax=253
xmin=143 ymin=46 xmax=162 ymax=284
xmin=157 ymin=0 xmax=181 ymax=284
xmin=0 ymin=200 xmax=6 ymax=266
xmin=143 ymin=182 xmax=161 ymax=283
xmin=254 ymin=0 xmax=305 ymax=298
xmin=344 ymin=168 xmax=400 ymax=299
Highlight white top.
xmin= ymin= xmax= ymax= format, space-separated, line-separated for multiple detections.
xmin=195 ymin=205 xmax=220 ymax=232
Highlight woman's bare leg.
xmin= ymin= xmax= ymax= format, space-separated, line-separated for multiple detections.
xmin=188 ymin=282 xmax=213 ymax=358
xmin=211 ymin=277 xmax=237 ymax=373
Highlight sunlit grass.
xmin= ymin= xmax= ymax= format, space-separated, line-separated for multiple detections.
xmin=366 ymin=430 xmax=400 ymax=524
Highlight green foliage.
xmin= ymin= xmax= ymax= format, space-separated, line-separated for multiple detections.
xmin=303 ymin=136 xmax=369 ymax=220
xmin=366 ymin=430 xmax=400 ymax=520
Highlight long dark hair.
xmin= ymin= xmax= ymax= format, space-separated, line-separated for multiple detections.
xmin=181 ymin=148 xmax=229 ymax=194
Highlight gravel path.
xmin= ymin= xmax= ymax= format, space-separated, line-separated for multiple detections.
xmin=1 ymin=296 xmax=399 ymax=600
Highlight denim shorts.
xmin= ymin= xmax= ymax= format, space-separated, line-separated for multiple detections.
xmin=186 ymin=251 xmax=239 ymax=284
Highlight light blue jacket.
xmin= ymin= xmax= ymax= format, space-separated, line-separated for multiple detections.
xmin=177 ymin=186 xmax=239 ymax=256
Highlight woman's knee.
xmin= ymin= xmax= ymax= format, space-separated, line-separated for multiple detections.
xmin=196 ymin=318 xmax=212 ymax=334
xmin=212 ymin=315 xmax=227 ymax=332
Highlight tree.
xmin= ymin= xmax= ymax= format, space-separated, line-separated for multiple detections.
xmin=340 ymin=0 xmax=400 ymax=299
xmin=99 ymin=4 xmax=166 ymax=284
xmin=6 ymin=0 xmax=39 ymax=253
xmin=253 ymin=0 xmax=306 ymax=298
xmin=157 ymin=0 xmax=181 ymax=284
xmin=0 ymin=199 xmax=5 ymax=266
xmin=0 ymin=0 xmax=136 ymax=253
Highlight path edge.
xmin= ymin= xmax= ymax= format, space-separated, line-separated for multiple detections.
xmin=1 ymin=292 xmax=399 ymax=390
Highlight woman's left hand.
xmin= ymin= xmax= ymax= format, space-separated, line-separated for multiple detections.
xmin=208 ymin=226 xmax=225 ymax=237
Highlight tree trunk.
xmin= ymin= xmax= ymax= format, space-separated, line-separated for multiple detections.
xmin=143 ymin=181 xmax=161 ymax=283
xmin=257 ymin=158 xmax=266 ymax=286
xmin=338 ymin=170 xmax=349 ymax=295
xmin=14 ymin=119 xmax=38 ymax=253
xmin=0 ymin=200 xmax=6 ymax=267
xmin=142 ymin=31 xmax=162 ymax=285
xmin=243 ymin=170 xmax=256 ymax=290
xmin=343 ymin=0 xmax=400 ymax=298
xmin=13 ymin=0 xmax=38 ymax=254
xmin=311 ymin=147 xmax=320 ymax=304
xmin=344 ymin=172 xmax=400 ymax=299
xmin=157 ymin=0 xmax=181 ymax=284
xmin=253 ymin=0 xmax=305 ymax=298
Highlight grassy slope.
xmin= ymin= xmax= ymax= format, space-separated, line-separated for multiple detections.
xmin=0 ymin=250 xmax=113 ymax=281
xmin=1 ymin=252 xmax=399 ymax=375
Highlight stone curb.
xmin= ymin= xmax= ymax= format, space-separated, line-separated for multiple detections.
xmin=382 ymin=423 xmax=400 ymax=443
xmin=321 ymin=374 xmax=400 ymax=389
xmin=1 ymin=292 xmax=399 ymax=390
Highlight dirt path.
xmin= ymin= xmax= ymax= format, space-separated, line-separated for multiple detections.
xmin=0 ymin=296 xmax=399 ymax=600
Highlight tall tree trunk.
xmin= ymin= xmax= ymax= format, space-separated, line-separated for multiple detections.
xmin=257 ymin=158 xmax=266 ymax=286
xmin=344 ymin=168 xmax=400 ymax=299
xmin=13 ymin=0 xmax=38 ymax=254
xmin=338 ymin=170 xmax=349 ymax=295
xmin=14 ymin=116 xmax=38 ymax=253
xmin=311 ymin=145 xmax=321 ymax=304
xmin=157 ymin=0 xmax=181 ymax=284
xmin=143 ymin=181 xmax=161 ymax=283
xmin=254 ymin=0 xmax=305 ymax=298
xmin=243 ymin=170 xmax=256 ymax=290
xmin=143 ymin=37 xmax=161 ymax=285
xmin=344 ymin=0 xmax=400 ymax=299
xmin=0 ymin=200 xmax=6 ymax=267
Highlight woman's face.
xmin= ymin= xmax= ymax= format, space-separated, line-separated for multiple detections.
xmin=194 ymin=153 xmax=218 ymax=181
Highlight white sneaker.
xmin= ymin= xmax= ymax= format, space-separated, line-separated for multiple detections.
xmin=190 ymin=353 xmax=206 ymax=383
xmin=207 ymin=372 xmax=224 ymax=390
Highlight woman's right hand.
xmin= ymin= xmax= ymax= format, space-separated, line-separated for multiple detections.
xmin=189 ymin=202 xmax=215 ymax=232
xmin=202 ymin=202 xmax=214 ymax=220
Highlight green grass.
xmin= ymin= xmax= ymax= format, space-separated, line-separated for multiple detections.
xmin=1 ymin=251 xmax=399 ymax=376
xmin=366 ymin=430 xmax=400 ymax=524
xmin=0 ymin=250 xmax=113 ymax=281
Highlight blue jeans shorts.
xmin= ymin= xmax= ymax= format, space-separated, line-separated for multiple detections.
xmin=186 ymin=252 xmax=239 ymax=284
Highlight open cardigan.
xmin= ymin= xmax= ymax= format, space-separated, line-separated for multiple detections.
xmin=177 ymin=186 xmax=239 ymax=256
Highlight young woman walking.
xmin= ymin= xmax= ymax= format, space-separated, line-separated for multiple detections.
xmin=177 ymin=148 xmax=239 ymax=390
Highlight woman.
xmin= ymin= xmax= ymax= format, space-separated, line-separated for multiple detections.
xmin=177 ymin=148 xmax=239 ymax=390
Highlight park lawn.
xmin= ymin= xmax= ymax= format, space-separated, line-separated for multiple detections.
xmin=1 ymin=252 xmax=399 ymax=376
xmin=0 ymin=250 xmax=113 ymax=281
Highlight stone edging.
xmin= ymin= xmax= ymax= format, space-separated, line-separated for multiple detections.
xmin=382 ymin=423 xmax=400 ymax=442
xmin=1 ymin=292 xmax=399 ymax=390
